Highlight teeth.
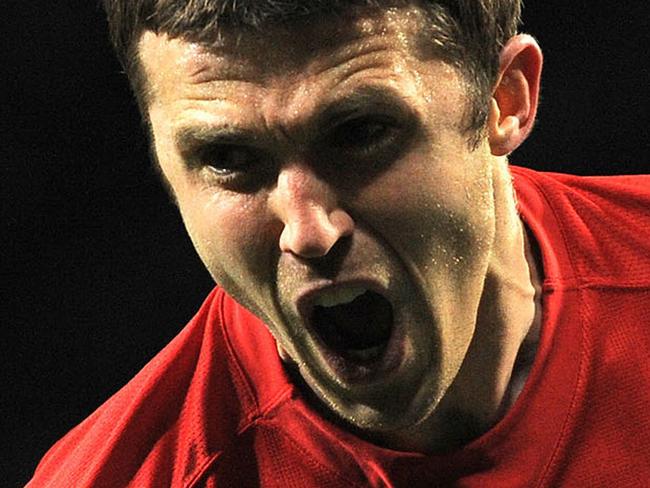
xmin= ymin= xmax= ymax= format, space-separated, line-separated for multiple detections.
xmin=314 ymin=286 xmax=367 ymax=308
xmin=346 ymin=345 xmax=384 ymax=362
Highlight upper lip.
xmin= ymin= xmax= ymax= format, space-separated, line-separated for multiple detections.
xmin=295 ymin=279 xmax=390 ymax=326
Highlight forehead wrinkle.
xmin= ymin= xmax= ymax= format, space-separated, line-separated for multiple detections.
xmin=172 ymin=4 xmax=429 ymax=83
xmin=183 ymin=46 xmax=264 ymax=85
xmin=139 ymin=4 xmax=434 ymax=108
xmin=248 ymin=35 xmax=421 ymax=139
xmin=173 ymin=49 xmax=404 ymax=143
xmin=142 ymin=5 xmax=449 ymax=142
xmin=180 ymin=33 xmax=399 ymax=93
xmin=171 ymin=82 xmax=417 ymax=158
xmin=273 ymin=81 xmax=422 ymax=151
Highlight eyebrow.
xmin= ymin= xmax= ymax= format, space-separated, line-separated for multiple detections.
xmin=316 ymin=86 xmax=412 ymax=129
xmin=174 ymin=125 xmax=261 ymax=153
xmin=173 ymin=85 xmax=413 ymax=152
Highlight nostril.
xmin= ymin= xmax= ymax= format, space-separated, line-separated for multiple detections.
xmin=279 ymin=220 xmax=337 ymax=258
xmin=278 ymin=208 xmax=354 ymax=258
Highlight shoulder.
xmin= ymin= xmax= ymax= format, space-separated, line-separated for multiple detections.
xmin=511 ymin=166 xmax=650 ymax=287
xmin=511 ymin=169 xmax=650 ymax=485
xmin=512 ymin=165 xmax=650 ymax=207
xmin=28 ymin=287 xmax=286 ymax=487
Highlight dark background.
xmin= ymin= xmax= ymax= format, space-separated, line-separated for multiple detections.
xmin=3 ymin=2 xmax=649 ymax=485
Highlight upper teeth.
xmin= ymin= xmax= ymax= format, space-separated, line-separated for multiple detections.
xmin=314 ymin=286 xmax=367 ymax=308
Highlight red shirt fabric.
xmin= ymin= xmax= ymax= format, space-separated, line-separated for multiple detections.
xmin=28 ymin=167 xmax=650 ymax=487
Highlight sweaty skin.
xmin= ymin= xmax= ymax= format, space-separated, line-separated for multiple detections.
xmin=138 ymin=5 xmax=542 ymax=452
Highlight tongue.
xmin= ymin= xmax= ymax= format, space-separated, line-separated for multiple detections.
xmin=312 ymin=291 xmax=393 ymax=355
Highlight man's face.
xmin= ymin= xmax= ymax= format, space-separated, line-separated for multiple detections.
xmin=140 ymin=6 xmax=497 ymax=438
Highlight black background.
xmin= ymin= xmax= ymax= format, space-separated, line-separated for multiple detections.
xmin=3 ymin=2 xmax=649 ymax=485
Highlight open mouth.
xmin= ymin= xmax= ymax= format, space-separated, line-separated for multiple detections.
xmin=310 ymin=287 xmax=394 ymax=365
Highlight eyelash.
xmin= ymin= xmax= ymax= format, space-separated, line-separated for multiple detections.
xmin=329 ymin=117 xmax=397 ymax=150
xmin=323 ymin=116 xmax=406 ymax=171
xmin=189 ymin=144 xmax=267 ymax=189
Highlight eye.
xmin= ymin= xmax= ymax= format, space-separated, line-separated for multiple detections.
xmin=192 ymin=144 xmax=270 ymax=192
xmin=329 ymin=117 xmax=395 ymax=151
xmin=320 ymin=115 xmax=412 ymax=179
xmin=199 ymin=144 xmax=258 ymax=174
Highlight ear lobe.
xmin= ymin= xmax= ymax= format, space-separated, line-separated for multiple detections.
xmin=488 ymin=34 xmax=543 ymax=156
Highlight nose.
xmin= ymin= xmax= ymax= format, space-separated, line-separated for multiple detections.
xmin=269 ymin=165 xmax=354 ymax=258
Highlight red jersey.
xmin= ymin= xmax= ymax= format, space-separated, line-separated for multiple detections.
xmin=28 ymin=167 xmax=650 ymax=487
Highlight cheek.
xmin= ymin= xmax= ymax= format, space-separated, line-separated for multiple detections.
xmin=354 ymin=143 xmax=494 ymax=284
xmin=179 ymin=191 xmax=274 ymax=295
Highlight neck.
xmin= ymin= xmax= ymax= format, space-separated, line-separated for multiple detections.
xmin=391 ymin=159 xmax=543 ymax=453
xmin=443 ymin=159 xmax=543 ymax=447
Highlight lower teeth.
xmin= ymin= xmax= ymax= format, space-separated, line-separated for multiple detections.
xmin=345 ymin=344 xmax=384 ymax=362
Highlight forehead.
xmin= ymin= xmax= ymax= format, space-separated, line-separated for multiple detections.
xmin=137 ymin=6 xmax=434 ymax=98
xmin=137 ymin=4 xmax=470 ymax=148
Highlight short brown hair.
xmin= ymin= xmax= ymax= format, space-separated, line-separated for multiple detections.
xmin=102 ymin=0 xmax=521 ymax=145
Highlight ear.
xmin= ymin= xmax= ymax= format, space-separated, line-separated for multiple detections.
xmin=488 ymin=34 xmax=543 ymax=156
